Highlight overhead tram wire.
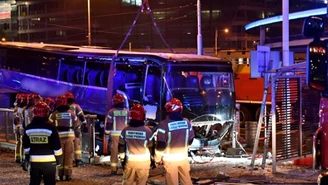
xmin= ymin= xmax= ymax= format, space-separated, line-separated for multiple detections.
xmin=30 ymin=13 xmax=192 ymax=37
xmin=51 ymin=3 xmax=196 ymax=23
xmin=106 ymin=0 xmax=176 ymax=112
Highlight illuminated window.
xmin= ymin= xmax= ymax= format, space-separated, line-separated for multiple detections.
xmin=212 ymin=10 xmax=221 ymax=19
xmin=122 ymin=0 xmax=142 ymax=6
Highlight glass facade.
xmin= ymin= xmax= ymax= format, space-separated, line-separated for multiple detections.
xmin=5 ymin=0 xmax=327 ymax=51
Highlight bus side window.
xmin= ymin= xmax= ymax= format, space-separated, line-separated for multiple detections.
xmin=113 ymin=70 xmax=126 ymax=91
xmin=100 ymin=70 xmax=108 ymax=87
xmin=39 ymin=55 xmax=59 ymax=79
xmin=201 ymin=75 xmax=213 ymax=91
xmin=85 ymin=69 xmax=101 ymax=86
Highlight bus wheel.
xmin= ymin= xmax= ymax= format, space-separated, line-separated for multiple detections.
xmin=240 ymin=106 xmax=251 ymax=124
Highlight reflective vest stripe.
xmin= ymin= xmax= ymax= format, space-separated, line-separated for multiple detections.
xmin=127 ymin=153 xmax=150 ymax=161
xmin=58 ymin=130 xmax=75 ymax=138
xmin=30 ymin=155 xmax=56 ymax=162
xmin=54 ymin=148 xmax=63 ymax=156
xmin=75 ymin=150 xmax=82 ymax=155
xmin=110 ymin=130 xmax=122 ymax=136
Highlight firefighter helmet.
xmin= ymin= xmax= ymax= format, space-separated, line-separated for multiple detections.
xmin=44 ymin=97 xmax=55 ymax=108
xmin=113 ymin=94 xmax=124 ymax=105
xmin=65 ymin=92 xmax=74 ymax=99
xmin=130 ymin=104 xmax=146 ymax=121
xmin=56 ymin=95 xmax=67 ymax=106
xmin=33 ymin=101 xmax=50 ymax=118
xmin=164 ymin=98 xmax=183 ymax=113
xmin=19 ymin=94 xmax=28 ymax=105
xmin=15 ymin=93 xmax=24 ymax=105
xmin=27 ymin=93 xmax=42 ymax=105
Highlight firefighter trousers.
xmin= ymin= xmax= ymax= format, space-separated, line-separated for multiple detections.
xmin=74 ymin=134 xmax=82 ymax=161
xmin=29 ymin=162 xmax=57 ymax=185
xmin=123 ymin=162 xmax=150 ymax=185
xmin=110 ymin=135 xmax=119 ymax=172
xmin=163 ymin=159 xmax=193 ymax=185
xmin=14 ymin=128 xmax=23 ymax=162
xmin=58 ymin=137 xmax=74 ymax=177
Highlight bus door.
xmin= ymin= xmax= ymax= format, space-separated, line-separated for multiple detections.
xmin=143 ymin=64 xmax=161 ymax=122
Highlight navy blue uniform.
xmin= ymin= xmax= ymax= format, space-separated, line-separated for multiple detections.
xmin=23 ymin=118 xmax=63 ymax=185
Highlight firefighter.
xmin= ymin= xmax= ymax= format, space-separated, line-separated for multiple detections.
xmin=24 ymin=93 xmax=42 ymax=127
xmin=65 ymin=92 xmax=88 ymax=167
xmin=14 ymin=93 xmax=27 ymax=163
xmin=105 ymin=93 xmax=129 ymax=176
xmin=155 ymin=98 xmax=195 ymax=185
xmin=118 ymin=104 xmax=154 ymax=185
xmin=21 ymin=101 xmax=63 ymax=185
xmin=48 ymin=95 xmax=78 ymax=181
xmin=318 ymin=171 xmax=328 ymax=185
xmin=44 ymin=97 xmax=55 ymax=113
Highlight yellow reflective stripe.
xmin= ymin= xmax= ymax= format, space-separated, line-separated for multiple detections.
xmin=75 ymin=150 xmax=82 ymax=155
xmin=110 ymin=130 xmax=121 ymax=135
xmin=110 ymin=133 xmax=121 ymax=136
xmin=54 ymin=148 xmax=63 ymax=156
xmin=127 ymin=153 xmax=150 ymax=161
xmin=111 ymin=162 xmax=118 ymax=166
xmin=58 ymin=131 xmax=75 ymax=138
xmin=30 ymin=155 xmax=56 ymax=162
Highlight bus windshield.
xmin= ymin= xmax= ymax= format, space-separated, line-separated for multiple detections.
xmin=164 ymin=70 xmax=235 ymax=125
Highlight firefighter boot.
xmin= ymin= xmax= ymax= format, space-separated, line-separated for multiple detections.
xmin=57 ymin=176 xmax=64 ymax=181
xmin=66 ymin=176 xmax=72 ymax=181
xmin=75 ymin=160 xmax=85 ymax=167
xmin=15 ymin=159 xmax=21 ymax=163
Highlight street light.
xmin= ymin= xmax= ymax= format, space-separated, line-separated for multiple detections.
xmin=214 ymin=28 xmax=229 ymax=56
xmin=87 ymin=0 xmax=91 ymax=46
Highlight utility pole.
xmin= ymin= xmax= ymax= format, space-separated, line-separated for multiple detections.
xmin=282 ymin=0 xmax=289 ymax=67
xmin=197 ymin=0 xmax=203 ymax=55
xmin=87 ymin=0 xmax=91 ymax=46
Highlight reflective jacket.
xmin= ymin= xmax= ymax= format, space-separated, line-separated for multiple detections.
xmin=155 ymin=118 xmax=195 ymax=162
xmin=69 ymin=103 xmax=87 ymax=125
xmin=48 ymin=108 xmax=78 ymax=138
xmin=119 ymin=122 xmax=154 ymax=164
xmin=23 ymin=118 xmax=63 ymax=163
xmin=24 ymin=106 xmax=34 ymax=127
xmin=105 ymin=108 xmax=129 ymax=136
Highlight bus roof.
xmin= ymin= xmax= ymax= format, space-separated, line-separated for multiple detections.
xmin=0 ymin=41 xmax=230 ymax=64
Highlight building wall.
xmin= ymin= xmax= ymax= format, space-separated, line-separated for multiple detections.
xmin=5 ymin=0 xmax=326 ymax=50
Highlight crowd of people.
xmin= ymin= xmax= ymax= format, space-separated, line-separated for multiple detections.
xmin=13 ymin=92 xmax=87 ymax=184
xmin=13 ymin=91 xmax=195 ymax=185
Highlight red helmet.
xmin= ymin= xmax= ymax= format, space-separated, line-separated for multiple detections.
xmin=130 ymin=104 xmax=146 ymax=121
xmin=65 ymin=92 xmax=74 ymax=99
xmin=44 ymin=97 xmax=55 ymax=108
xmin=113 ymin=94 xmax=124 ymax=105
xmin=165 ymin=98 xmax=183 ymax=113
xmin=15 ymin=93 xmax=24 ymax=105
xmin=33 ymin=101 xmax=50 ymax=118
xmin=27 ymin=93 xmax=42 ymax=106
xmin=20 ymin=94 xmax=28 ymax=105
xmin=56 ymin=95 xmax=67 ymax=106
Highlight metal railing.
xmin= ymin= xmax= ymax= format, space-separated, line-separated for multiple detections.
xmin=0 ymin=108 xmax=15 ymax=143
xmin=81 ymin=114 xmax=98 ymax=163
xmin=0 ymin=108 xmax=99 ymax=163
